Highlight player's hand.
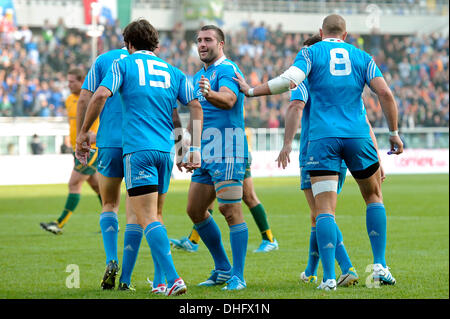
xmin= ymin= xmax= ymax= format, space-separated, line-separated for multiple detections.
xmin=76 ymin=132 xmax=92 ymax=150
xmin=199 ymin=75 xmax=211 ymax=98
xmin=233 ymin=72 xmax=251 ymax=96
xmin=387 ymin=135 xmax=403 ymax=155
xmin=75 ymin=145 xmax=89 ymax=166
xmin=276 ymin=144 xmax=292 ymax=169
xmin=175 ymin=150 xmax=184 ymax=172
xmin=175 ymin=132 xmax=192 ymax=172
xmin=176 ymin=161 xmax=184 ymax=172
xmin=88 ymin=132 xmax=97 ymax=145
xmin=75 ymin=132 xmax=92 ymax=166
xmin=183 ymin=149 xmax=201 ymax=173
xmin=380 ymin=163 xmax=386 ymax=183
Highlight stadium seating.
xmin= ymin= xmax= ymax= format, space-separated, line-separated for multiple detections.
xmin=1 ymin=15 xmax=448 ymax=129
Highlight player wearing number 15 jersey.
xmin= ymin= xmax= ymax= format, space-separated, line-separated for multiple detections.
xmin=76 ymin=19 xmax=203 ymax=296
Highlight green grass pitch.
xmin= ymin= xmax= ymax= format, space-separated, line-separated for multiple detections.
xmin=0 ymin=174 xmax=448 ymax=299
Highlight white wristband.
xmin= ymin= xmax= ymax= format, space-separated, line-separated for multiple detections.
xmin=389 ymin=130 xmax=399 ymax=137
xmin=247 ymin=88 xmax=254 ymax=97
xmin=189 ymin=146 xmax=201 ymax=153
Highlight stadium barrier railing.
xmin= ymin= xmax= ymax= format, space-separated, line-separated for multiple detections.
xmin=0 ymin=117 xmax=448 ymax=156
xmin=0 ymin=118 xmax=448 ymax=185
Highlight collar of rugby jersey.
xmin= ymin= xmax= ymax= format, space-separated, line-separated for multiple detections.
xmin=323 ymin=38 xmax=344 ymax=42
xmin=203 ymin=55 xmax=227 ymax=71
xmin=134 ymin=50 xmax=156 ymax=56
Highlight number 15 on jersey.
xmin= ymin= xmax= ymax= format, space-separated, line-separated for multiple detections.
xmin=135 ymin=59 xmax=171 ymax=88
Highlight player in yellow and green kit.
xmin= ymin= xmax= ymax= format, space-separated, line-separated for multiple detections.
xmin=40 ymin=68 xmax=102 ymax=235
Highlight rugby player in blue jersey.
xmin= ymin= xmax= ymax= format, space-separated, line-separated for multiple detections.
xmin=235 ymin=15 xmax=403 ymax=290
xmin=184 ymin=25 xmax=249 ymax=291
xmin=77 ymin=47 xmax=189 ymax=293
xmin=76 ymin=19 xmax=203 ymax=296
xmin=76 ymin=47 xmax=133 ymax=291
xmin=278 ymin=35 xmax=387 ymax=288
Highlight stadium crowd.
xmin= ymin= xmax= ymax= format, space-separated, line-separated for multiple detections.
xmin=1 ymin=18 xmax=448 ymax=129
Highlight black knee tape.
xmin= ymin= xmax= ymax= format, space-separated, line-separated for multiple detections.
xmin=351 ymin=162 xmax=380 ymax=179
xmin=128 ymin=185 xmax=158 ymax=197
xmin=309 ymin=170 xmax=339 ymax=177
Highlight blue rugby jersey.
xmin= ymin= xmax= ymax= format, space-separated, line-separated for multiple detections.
xmin=290 ymin=80 xmax=347 ymax=170
xmin=82 ymin=48 xmax=128 ymax=148
xmin=193 ymin=55 xmax=248 ymax=160
xmin=100 ymin=50 xmax=195 ymax=155
xmin=293 ymin=38 xmax=382 ymax=141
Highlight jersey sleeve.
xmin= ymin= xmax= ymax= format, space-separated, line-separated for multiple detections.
xmin=82 ymin=56 xmax=102 ymax=93
xmin=293 ymin=47 xmax=313 ymax=77
xmin=290 ymin=82 xmax=308 ymax=103
xmin=100 ymin=59 xmax=124 ymax=96
xmin=176 ymin=70 xmax=196 ymax=105
xmin=365 ymin=55 xmax=383 ymax=85
xmin=218 ymin=63 xmax=240 ymax=97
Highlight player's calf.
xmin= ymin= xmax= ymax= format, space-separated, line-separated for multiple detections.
xmin=309 ymin=173 xmax=339 ymax=284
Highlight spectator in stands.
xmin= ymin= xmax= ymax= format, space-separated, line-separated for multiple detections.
xmin=0 ymin=17 xmax=448 ymax=130
xmin=41 ymin=19 xmax=54 ymax=46
xmin=0 ymin=93 xmax=12 ymax=116
xmin=30 ymin=134 xmax=44 ymax=154
xmin=60 ymin=136 xmax=72 ymax=154
xmin=253 ymin=22 xmax=268 ymax=43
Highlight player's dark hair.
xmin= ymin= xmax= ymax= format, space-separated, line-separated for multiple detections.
xmin=123 ymin=18 xmax=159 ymax=51
xmin=67 ymin=68 xmax=84 ymax=81
xmin=303 ymin=34 xmax=322 ymax=46
xmin=199 ymin=25 xmax=225 ymax=44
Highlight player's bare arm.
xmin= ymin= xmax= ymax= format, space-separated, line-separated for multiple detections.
xmin=199 ymin=75 xmax=237 ymax=110
xmin=369 ymin=77 xmax=404 ymax=155
xmin=197 ymin=28 xmax=245 ymax=109
xmin=185 ymin=99 xmax=203 ymax=171
xmin=233 ymin=72 xmax=270 ymax=97
xmin=277 ymin=99 xmax=304 ymax=169
xmin=74 ymin=88 xmax=97 ymax=164
xmin=76 ymin=89 xmax=94 ymax=136
xmin=172 ymin=108 xmax=185 ymax=172
xmin=234 ymin=66 xmax=304 ymax=97
xmin=76 ymin=86 xmax=111 ymax=164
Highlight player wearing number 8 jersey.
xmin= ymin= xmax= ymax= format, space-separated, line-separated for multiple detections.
xmin=295 ymin=38 xmax=379 ymax=143
xmin=234 ymin=14 xmax=403 ymax=290
xmin=76 ymin=19 xmax=203 ymax=296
